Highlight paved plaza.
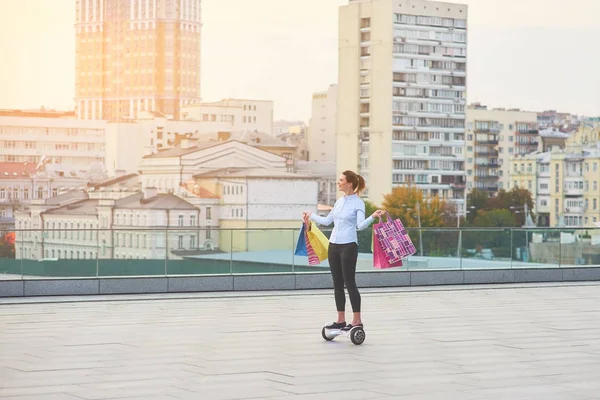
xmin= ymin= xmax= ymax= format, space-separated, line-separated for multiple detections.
xmin=1 ymin=283 xmax=600 ymax=399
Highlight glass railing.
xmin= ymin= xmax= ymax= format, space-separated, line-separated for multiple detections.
xmin=1 ymin=226 xmax=600 ymax=280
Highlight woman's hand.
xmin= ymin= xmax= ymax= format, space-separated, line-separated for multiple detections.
xmin=302 ymin=212 xmax=312 ymax=225
xmin=372 ymin=209 xmax=385 ymax=218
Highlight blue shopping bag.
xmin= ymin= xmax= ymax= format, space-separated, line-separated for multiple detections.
xmin=294 ymin=223 xmax=307 ymax=256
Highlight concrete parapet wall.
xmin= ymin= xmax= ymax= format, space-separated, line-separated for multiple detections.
xmin=3 ymin=267 xmax=600 ymax=297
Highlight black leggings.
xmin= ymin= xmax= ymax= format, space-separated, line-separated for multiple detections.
xmin=328 ymin=242 xmax=360 ymax=313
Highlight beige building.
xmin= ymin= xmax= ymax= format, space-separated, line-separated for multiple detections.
xmin=511 ymin=124 xmax=600 ymax=228
xmin=337 ymin=0 xmax=468 ymax=208
xmin=183 ymin=99 xmax=274 ymax=136
xmin=75 ymin=0 xmax=202 ymax=120
xmin=465 ymin=103 xmax=539 ymax=194
xmin=308 ymin=85 xmax=338 ymax=162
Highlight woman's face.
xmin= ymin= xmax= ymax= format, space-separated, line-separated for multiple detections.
xmin=338 ymin=174 xmax=352 ymax=192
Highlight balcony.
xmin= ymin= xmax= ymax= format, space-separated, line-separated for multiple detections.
xmin=475 ymin=150 xmax=499 ymax=157
xmin=474 ymin=175 xmax=499 ymax=181
xmin=564 ymin=206 xmax=584 ymax=214
xmin=450 ymin=183 xmax=466 ymax=190
xmin=478 ymin=186 xmax=499 ymax=192
xmin=476 ymin=139 xmax=499 ymax=145
xmin=517 ymin=129 xmax=539 ymax=135
xmin=476 ymin=163 xmax=500 ymax=169
xmin=564 ymin=187 xmax=584 ymax=196
xmin=474 ymin=128 xmax=500 ymax=134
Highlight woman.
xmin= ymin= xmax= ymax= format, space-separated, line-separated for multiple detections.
xmin=303 ymin=170 xmax=384 ymax=331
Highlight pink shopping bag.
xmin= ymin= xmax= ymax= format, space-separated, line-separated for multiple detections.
xmin=373 ymin=211 xmax=416 ymax=264
xmin=372 ymin=231 xmax=403 ymax=269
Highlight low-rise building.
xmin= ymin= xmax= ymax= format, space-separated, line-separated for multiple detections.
xmin=511 ymin=124 xmax=600 ymax=228
xmin=14 ymin=175 xmax=207 ymax=261
xmin=139 ymin=139 xmax=319 ymax=252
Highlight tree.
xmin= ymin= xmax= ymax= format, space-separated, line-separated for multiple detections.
xmin=485 ymin=188 xmax=535 ymax=226
xmin=382 ymin=185 xmax=453 ymax=228
xmin=467 ymin=188 xmax=535 ymax=227
xmin=0 ymin=232 xmax=15 ymax=258
xmin=364 ymin=200 xmax=378 ymax=219
xmin=473 ymin=209 xmax=517 ymax=227
xmin=381 ymin=185 xmax=457 ymax=257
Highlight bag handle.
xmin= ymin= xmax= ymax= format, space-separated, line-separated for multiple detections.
xmin=375 ymin=211 xmax=392 ymax=223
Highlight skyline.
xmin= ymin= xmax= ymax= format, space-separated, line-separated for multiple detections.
xmin=0 ymin=0 xmax=599 ymax=121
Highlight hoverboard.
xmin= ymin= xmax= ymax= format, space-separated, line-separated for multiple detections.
xmin=321 ymin=324 xmax=366 ymax=345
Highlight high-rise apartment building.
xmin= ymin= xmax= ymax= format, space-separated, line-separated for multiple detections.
xmin=465 ymin=104 xmax=539 ymax=194
xmin=337 ymin=0 xmax=468 ymax=208
xmin=75 ymin=0 xmax=201 ymax=121
xmin=308 ymin=85 xmax=338 ymax=162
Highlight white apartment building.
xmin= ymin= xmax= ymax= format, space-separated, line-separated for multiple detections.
xmin=337 ymin=0 xmax=468 ymax=208
xmin=308 ymin=85 xmax=338 ymax=162
xmin=182 ymin=99 xmax=274 ymax=135
xmin=0 ymin=115 xmax=106 ymax=167
xmin=465 ymin=104 xmax=539 ymax=194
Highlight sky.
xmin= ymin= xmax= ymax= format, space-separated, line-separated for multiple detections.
xmin=0 ymin=0 xmax=598 ymax=122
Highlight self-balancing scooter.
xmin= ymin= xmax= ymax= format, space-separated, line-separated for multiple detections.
xmin=321 ymin=324 xmax=366 ymax=345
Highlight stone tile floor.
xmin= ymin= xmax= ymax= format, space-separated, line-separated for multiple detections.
xmin=1 ymin=283 xmax=600 ymax=399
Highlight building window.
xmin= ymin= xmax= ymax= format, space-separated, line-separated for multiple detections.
xmin=206 ymin=207 xmax=212 ymax=220
xmin=178 ymin=215 xmax=184 ymax=226
xmin=178 ymin=235 xmax=184 ymax=249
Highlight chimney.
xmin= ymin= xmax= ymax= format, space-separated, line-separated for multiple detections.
xmin=143 ymin=187 xmax=158 ymax=199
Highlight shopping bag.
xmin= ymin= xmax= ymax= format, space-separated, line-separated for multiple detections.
xmin=295 ymin=222 xmax=322 ymax=265
xmin=304 ymin=225 xmax=321 ymax=265
xmin=294 ymin=223 xmax=308 ymax=256
xmin=373 ymin=211 xmax=416 ymax=263
xmin=306 ymin=222 xmax=329 ymax=262
xmin=372 ymin=231 xmax=403 ymax=269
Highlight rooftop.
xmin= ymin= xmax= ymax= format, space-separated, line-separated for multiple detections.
xmin=1 ymin=283 xmax=599 ymax=399
xmin=193 ymin=167 xmax=315 ymax=180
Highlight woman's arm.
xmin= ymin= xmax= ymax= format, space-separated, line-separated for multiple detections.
xmin=356 ymin=204 xmax=375 ymax=231
xmin=309 ymin=211 xmax=334 ymax=226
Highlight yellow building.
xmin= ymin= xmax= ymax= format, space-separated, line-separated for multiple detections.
xmin=466 ymin=103 xmax=539 ymax=195
xmin=511 ymin=124 xmax=600 ymax=227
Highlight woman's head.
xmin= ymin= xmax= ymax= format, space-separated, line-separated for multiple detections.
xmin=339 ymin=170 xmax=366 ymax=195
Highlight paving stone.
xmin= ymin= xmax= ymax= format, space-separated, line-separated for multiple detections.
xmin=1 ymin=284 xmax=600 ymax=399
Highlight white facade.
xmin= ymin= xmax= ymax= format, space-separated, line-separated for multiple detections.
xmin=181 ymin=99 xmax=274 ymax=135
xmin=0 ymin=116 xmax=106 ymax=167
xmin=139 ymin=140 xmax=319 ymax=229
xmin=308 ymin=85 xmax=338 ymax=162
xmin=296 ymin=160 xmax=337 ymax=206
xmin=14 ymin=185 xmax=211 ymax=261
xmin=104 ymin=100 xmax=276 ymax=177
xmin=337 ymin=0 xmax=468 ymax=208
